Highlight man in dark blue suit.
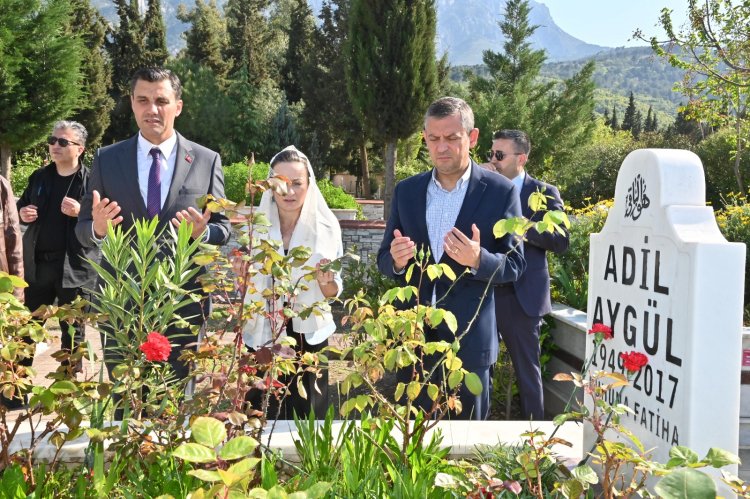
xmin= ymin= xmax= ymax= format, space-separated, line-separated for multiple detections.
xmin=377 ymin=98 xmax=525 ymax=420
xmin=487 ymin=130 xmax=569 ymax=420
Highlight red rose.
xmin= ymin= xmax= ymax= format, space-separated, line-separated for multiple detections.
xmin=139 ymin=332 xmax=172 ymax=362
xmin=588 ymin=323 xmax=613 ymax=340
xmin=620 ymin=351 xmax=648 ymax=373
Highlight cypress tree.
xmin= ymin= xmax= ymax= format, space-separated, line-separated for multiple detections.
xmin=346 ymin=0 xmax=439 ymax=217
xmin=143 ymin=0 xmax=168 ymax=64
xmin=621 ymin=92 xmax=638 ymax=133
xmin=281 ymin=0 xmax=315 ymax=104
xmin=224 ymin=0 xmax=276 ymax=83
xmin=299 ymin=0 xmax=365 ymax=183
xmin=0 ymin=0 xmax=84 ymax=179
xmin=105 ymin=0 xmax=168 ymax=143
xmin=69 ymin=0 xmax=114 ymax=148
xmin=610 ymin=105 xmax=619 ymax=130
xmin=177 ymin=0 xmax=230 ymax=80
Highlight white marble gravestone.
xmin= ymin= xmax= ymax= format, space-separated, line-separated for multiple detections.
xmin=586 ymin=149 xmax=746 ymax=489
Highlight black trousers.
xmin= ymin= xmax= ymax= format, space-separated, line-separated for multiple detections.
xmin=25 ymin=256 xmax=88 ymax=348
xmin=247 ymin=322 xmax=330 ymax=421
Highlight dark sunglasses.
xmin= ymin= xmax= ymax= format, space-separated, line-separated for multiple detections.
xmin=47 ymin=136 xmax=80 ymax=147
xmin=486 ymin=150 xmax=523 ymax=162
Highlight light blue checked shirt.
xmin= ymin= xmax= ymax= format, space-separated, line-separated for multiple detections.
xmin=426 ymin=164 xmax=472 ymax=262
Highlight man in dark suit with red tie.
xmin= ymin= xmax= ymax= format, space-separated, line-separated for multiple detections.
xmin=76 ymin=67 xmax=230 ymax=380
xmin=487 ymin=129 xmax=569 ymax=420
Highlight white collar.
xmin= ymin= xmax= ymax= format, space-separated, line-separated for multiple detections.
xmin=138 ymin=131 xmax=177 ymax=159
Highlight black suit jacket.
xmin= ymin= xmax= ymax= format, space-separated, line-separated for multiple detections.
xmin=512 ymin=173 xmax=569 ymax=317
xmin=76 ymin=132 xmax=230 ymax=247
xmin=377 ymin=162 xmax=526 ymax=368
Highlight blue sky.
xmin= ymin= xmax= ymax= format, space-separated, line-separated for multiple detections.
xmin=540 ymin=1 xmax=690 ymax=48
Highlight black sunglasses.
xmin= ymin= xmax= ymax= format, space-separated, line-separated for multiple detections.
xmin=47 ymin=136 xmax=80 ymax=147
xmin=486 ymin=150 xmax=523 ymax=162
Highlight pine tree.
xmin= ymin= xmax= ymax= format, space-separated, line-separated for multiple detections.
xmin=620 ymin=92 xmax=638 ymax=134
xmin=281 ymin=0 xmax=315 ymax=104
xmin=177 ymin=0 xmax=230 ymax=80
xmin=0 ymin=0 xmax=84 ymax=179
xmin=468 ymin=0 xmax=596 ymax=173
xmin=69 ymin=0 xmax=114 ymax=148
xmin=610 ymin=105 xmax=619 ymax=130
xmin=644 ymin=106 xmax=654 ymax=132
xmin=346 ymin=0 xmax=439 ymax=217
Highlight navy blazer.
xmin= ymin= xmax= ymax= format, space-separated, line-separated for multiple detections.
xmin=513 ymin=174 xmax=569 ymax=317
xmin=76 ymin=132 xmax=230 ymax=247
xmin=378 ymin=162 xmax=526 ymax=368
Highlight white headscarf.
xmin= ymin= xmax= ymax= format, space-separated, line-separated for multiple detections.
xmin=242 ymin=146 xmax=343 ymax=349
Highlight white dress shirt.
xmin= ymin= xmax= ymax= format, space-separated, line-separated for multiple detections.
xmin=137 ymin=131 xmax=177 ymax=210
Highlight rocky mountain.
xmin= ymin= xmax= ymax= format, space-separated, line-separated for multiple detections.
xmin=305 ymin=0 xmax=608 ymax=65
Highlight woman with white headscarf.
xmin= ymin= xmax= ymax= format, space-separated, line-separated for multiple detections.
xmin=243 ymin=145 xmax=343 ymax=419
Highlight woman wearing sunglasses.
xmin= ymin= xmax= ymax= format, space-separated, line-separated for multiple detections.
xmin=15 ymin=120 xmax=100 ymax=377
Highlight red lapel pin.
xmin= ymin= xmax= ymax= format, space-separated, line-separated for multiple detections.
xmin=185 ymin=154 xmax=193 ymax=164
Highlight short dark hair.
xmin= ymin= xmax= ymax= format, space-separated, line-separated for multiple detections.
xmin=424 ymin=97 xmax=474 ymax=133
xmin=492 ymin=129 xmax=531 ymax=156
xmin=130 ymin=67 xmax=182 ymax=100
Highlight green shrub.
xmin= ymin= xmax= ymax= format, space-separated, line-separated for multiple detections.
xmin=548 ymin=199 xmax=612 ymax=311
xmin=223 ymin=160 xmax=270 ymax=204
xmin=10 ymin=151 xmax=45 ymax=196
xmin=694 ymin=128 xmax=750 ymax=208
xmin=716 ymin=193 xmax=750 ymax=323
xmin=396 ymin=157 xmax=431 ymax=182
xmin=317 ymin=179 xmax=362 ymax=217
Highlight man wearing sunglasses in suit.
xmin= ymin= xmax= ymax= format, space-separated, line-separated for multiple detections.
xmin=76 ymin=67 xmax=230 ymax=382
xmin=6 ymin=121 xmax=98 ymax=408
xmin=487 ymin=129 xmax=569 ymax=420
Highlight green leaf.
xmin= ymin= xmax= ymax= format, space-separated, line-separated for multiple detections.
xmin=49 ymin=380 xmax=77 ymax=395
xmin=560 ymin=479 xmax=585 ymax=499
xmin=668 ymin=446 xmax=700 ymax=467
xmin=654 ymin=468 xmax=717 ymax=499
xmin=384 ymin=349 xmax=399 ymax=371
xmin=464 ymin=372 xmax=483 ymax=395
xmin=447 ymin=370 xmax=463 ymax=390
xmin=570 ymin=464 xmax=598 ymax=484
xmin=394 ymin=382 xmax=406 ymax=401
xmin=528 ymin=191 xmax=547 ymax=212
xmin=405 ymin=264 xmax=414 ymax=283
xmin=426 ymin=383 xmax=439 ymax=401
xmin=439 ymin=263 xmax=456 ymax=281
xmin=704 ymin=447 xmax=740 ymax=468
xmin=227 ymin=457 xmax=261 ymax=476
xmin=443 ymin=311 xmax=458 ymax=333
xmin=173 ymin=443 xmax=217 ymax=464
xmin=428 ymin=308 xmax=445 ymax=327
xmin=219 ymin=436 xmax=259 ymax=460
xmin=191 ymin=417 xmax=227 ymax=448
xmin=426 ymin=265 xmax=440 ymax=281
xmin=406 ymin=381 xmax=421 ymax=401
xmin=188 ymin=469 xmax=223 ymax=482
